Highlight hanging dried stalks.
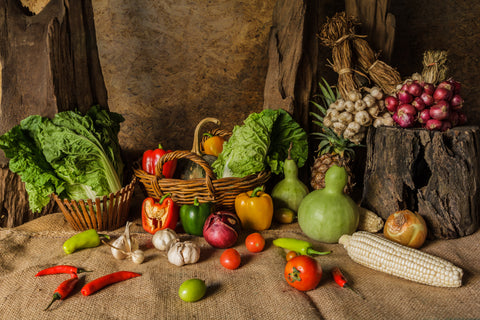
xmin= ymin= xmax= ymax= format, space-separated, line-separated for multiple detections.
xmin=421 ymin=50 xmax=448 ymax=85
xmin=352 ymin=37 xmax=401 ymax=95
xmin=319 ymin=12 xmax=359 ymax=99
xmin=319 ymin=12 xmax=402 ymax=97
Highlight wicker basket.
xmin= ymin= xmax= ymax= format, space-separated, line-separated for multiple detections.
xmin=134 ymin=117 xmax=270 ymax=210
xmin=52 ymin=176 xmax=137 ymax=231
xmin=134 ymin=150 xmax=270 ymax=210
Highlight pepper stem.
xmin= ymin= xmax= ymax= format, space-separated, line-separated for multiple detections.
xmin=194 ymin=198 xmax=200 ymax=206
xmin=44 ymin=293 xmax=61 ymax=311
xmin=98 ymin=234 xmax=110 ymax=240
xmin=250 ymin=186 xmax=264 ymax=198
xmin=306 ymin=248 xmax=331 ymax=256
xmin=160 ymin=193 xmax=171 ymax=204
xmin=158 ymin=143 xmax=163 ymax=150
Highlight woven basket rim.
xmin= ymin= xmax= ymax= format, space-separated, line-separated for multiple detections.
xmin=51 ymin=175 xmax=137 ymax=202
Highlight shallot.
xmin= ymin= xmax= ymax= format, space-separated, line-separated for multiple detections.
xmin=385 ymin=96 xmax=399 ymax=112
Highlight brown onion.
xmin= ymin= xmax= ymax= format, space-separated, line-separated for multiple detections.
xmin=383 ymin=210 xmax=427 ymax=248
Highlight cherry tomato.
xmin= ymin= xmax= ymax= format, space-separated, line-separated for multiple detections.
xmin=285 ymin=250 xmax=297 ymax=261
xmin=220 ymin=248 xmax=241 ymax=270
xmin=178 ymin=278 xmax=207 ymax=302
xmin=245 ymin=232 xmax=265 ymax=253
xmin=284 ymin=255 xmax=322 ymax=291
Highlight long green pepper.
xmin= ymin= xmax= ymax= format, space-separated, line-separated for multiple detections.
xmin=63 ymin=229 xmax=110 ymax=254
xmin=273 ymin=237 xmax=331 ymax=256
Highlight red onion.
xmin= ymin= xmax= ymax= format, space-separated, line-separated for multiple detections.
xmin=412 ymin=97 xmax=425 ymax=111
xmin=418 ymin=109 xmax=431 ymax=124
xmin=422 ymin=83 xmax=435 ymax=95
xmin=429 ymin=102 xmax=450 ymax=120
xmin=437 ymin=81 xmax=453 ymax=92
xmin=400 ymin=82 xmax=410 ymax=92
xmin=447 ymin=78 xmax=462 ymax=95
xmin=385 ymin=96 xmax=399 ymax=112
xmin=393 ymin=111 xmax=415 ymax=128
xmin=457 ymin=111 xmax=467 ymax=125
xmin=397 ymin=90 xmax=413 ymax=104
xmin=433 ymin=87 xmax=452 ymax=102
xmin=441 ymin=120 xmax=452 ymax=132
xmin=450 ymin=94 xmax=464 ymax=108
xmin=448 ymin=111 xmax=459 ymax=126
xmin=420 ymin=92 xmax=434 ymax=106
xmin=203 ymin=211 xmax=241 ymax=248
xmin=397 ymin=103 xmax=417 ymax=116
xmin=407 ymin=82 xmax=423 ymax=97
xmin=425 ymin=119 xmax=443 ymax=130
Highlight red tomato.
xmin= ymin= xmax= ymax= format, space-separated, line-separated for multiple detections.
xmin=284 ymin=255 xmax=322 ymax=291
xmin=245 ymin=233 xmax=265 ymax=253
xmin=285 ymin=251 xmax=297 ymax=261
xmin=220 ymin=248 xmax=241 ymax=270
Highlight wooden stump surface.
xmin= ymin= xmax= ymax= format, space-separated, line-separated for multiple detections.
xmin=362 ymin=125 xmax=480 ymax=239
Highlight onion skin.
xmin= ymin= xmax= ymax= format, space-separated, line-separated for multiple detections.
xmin=383 ymin=210 xmax=427 ymax=248
xmin=203 ymin=211 xmax=241 ymax=248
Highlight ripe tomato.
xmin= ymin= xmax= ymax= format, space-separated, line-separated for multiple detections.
xmin=220 ymin=248 xmax=241 ymax=270
xmin=285 ymin=250 xmax=297 ymax=261
xmin=245 ymin=232 xmax=265 ymax=253
xmin=284 ymin=255 xmax=322 ymax=291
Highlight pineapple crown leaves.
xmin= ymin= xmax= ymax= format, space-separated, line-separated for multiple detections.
xmin=310 ymin=77 xmax=357 ymax=160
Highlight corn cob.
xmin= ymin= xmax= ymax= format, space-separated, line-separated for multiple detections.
xmin=338 ymin=231 xmax=463 ymax=287
xmin=357 ymin=207 xmax=384 ymax=233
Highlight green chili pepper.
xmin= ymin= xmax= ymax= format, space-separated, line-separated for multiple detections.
xmin=63 ymin=229 xmax=110 ymax=254
xmin=179 ymin=198 xmax=212 ymax=236
xmin=272 ymin=237 xmax=331 ymax=256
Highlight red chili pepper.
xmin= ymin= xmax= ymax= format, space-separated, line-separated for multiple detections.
xmin=35 ymin=265 xmax=91 ymax=277
xmin=81 ymin=271 xmax=141 ymax=296
xmin=331 ymin=267 xmax=363 ymax=298
xmin=142 ymin=143 xmax=177 ymax=178
xmin=142 ymin=193 xmax=179 ymax=234
xmin=44 ymin=273 xmax=79 ymax=311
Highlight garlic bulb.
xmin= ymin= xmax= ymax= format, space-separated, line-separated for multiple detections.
xmin=131 ymin=250 xmax=145 ymax=264
xmin=167 ymin=240 xmax=200 ymax=267
xmin=152 ymin=228 xmax=178 ymax=251
xmin=110 ymin=222 xmax=139 ymax=260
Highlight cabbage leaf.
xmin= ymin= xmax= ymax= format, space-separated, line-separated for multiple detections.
xmin=212 ymin=109 xmax=308 ymax=178
xmin=0 ymin=105 xmax=124 ymax=213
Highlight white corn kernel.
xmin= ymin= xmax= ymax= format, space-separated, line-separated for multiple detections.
xmin=339 ymin=231 xmax=463 ymax=288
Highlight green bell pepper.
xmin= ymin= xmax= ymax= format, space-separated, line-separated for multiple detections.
xmin=179 ymin=198 xmax=213 ymax=236
xmin=63 ymin=229 xmax=110 ymax=254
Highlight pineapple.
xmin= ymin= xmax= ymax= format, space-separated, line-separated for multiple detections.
xmin=310 ymin=78 xmax=357 ymax=192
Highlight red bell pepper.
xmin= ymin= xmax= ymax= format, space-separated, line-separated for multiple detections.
xmin=142 ymin=193 xmax=179 ymax=234
xmin=142 ymin=143 xmax=177 ymax=178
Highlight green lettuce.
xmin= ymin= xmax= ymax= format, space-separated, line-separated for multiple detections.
xmin=212 ymin=109 xmax=308 ymax=178
xmin=0 ymin=105 xmax=124 ymax=213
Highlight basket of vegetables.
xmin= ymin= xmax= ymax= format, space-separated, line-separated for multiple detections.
xmin=134 ymin=110 xmax=308 ymax=211
xmin=0 ymin=105 xmax=136 ymax=231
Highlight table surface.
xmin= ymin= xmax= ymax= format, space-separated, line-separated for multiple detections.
xmin=0 ymin=212 xmax=479 ymax=320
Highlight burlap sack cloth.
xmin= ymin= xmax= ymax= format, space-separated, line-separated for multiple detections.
xmin=1 ymin=210 xmax=479 ymax=319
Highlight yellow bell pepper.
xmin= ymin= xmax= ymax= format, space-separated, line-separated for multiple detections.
xmin=235 ymin=186 xmax=273 ymax=231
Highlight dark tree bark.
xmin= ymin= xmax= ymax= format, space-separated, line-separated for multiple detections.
xmin=0 ymin=0 xmax=108 ymax=227
xmin=362 ymin=126 xmax=480 ymax=239
xmin=345 ymin=0 xmax=396 ymax=62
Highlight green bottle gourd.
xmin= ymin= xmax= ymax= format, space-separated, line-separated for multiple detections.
xmin=271 ymin=143 xmax=309 ymax=213
xmin=297 ymin=165 xmax=359 ymax=243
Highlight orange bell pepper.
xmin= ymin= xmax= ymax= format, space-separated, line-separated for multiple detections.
xmin=142 ymin=193 xmax=179 ymax=234
xmin=203 ymin=133 xmax=225 ymax=157
xmin=234 ymin=186 xmax=273 ymax=231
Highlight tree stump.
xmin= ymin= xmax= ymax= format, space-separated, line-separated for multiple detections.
xmin=0 ymin=0 xmax=108 ymax=227
xmin=361 ymin=126 xmax=480 ymax=239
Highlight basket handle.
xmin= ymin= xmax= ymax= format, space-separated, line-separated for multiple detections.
xmin=191 ymin=117 xmax=221 ymax=155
